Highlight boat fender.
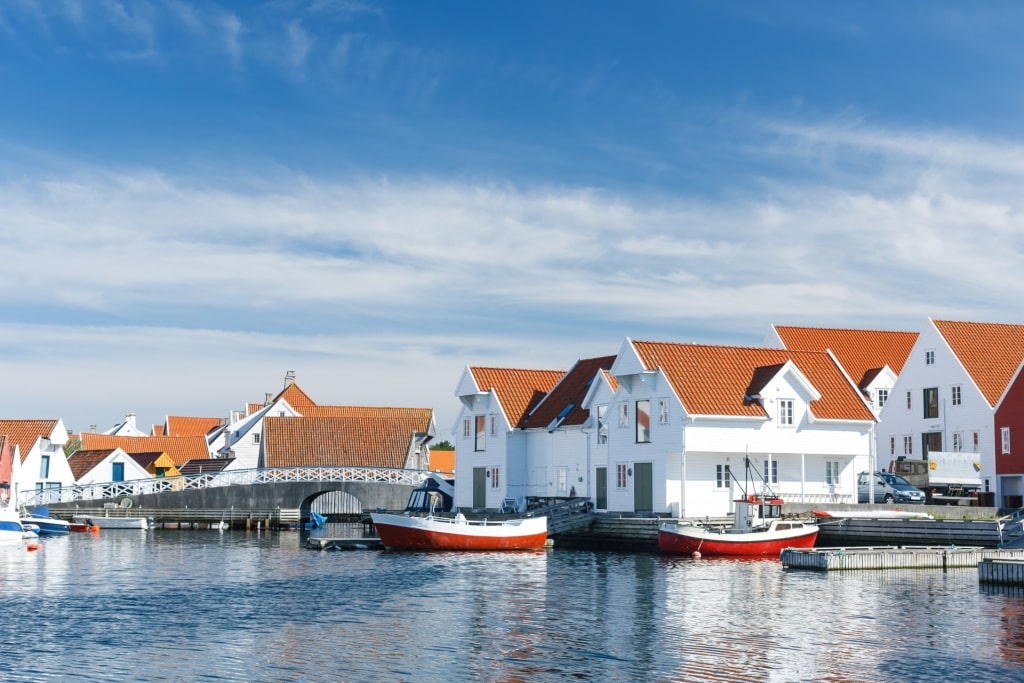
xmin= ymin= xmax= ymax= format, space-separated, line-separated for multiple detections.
xmin=692 ymin=551 xmax=701 ymax=559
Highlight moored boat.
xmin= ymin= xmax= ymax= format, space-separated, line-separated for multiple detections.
xmin=1 ymin=503 xmax=26 ymax=542
xmin=659 ymin=496 xmax=818 ymax=557
xmin=73 ymin=515 xmax=151 ymax=530
xmin=370 ymin=512 xmax=548 ymax=551
xmin=21 ymin=506 xmax=72 ymax=535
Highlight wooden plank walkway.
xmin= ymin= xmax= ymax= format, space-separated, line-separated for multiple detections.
xmin=782 ymin=545 xmax=1024 ymax=571
xmin=978 ymin=558 xmax=1024 ymax=585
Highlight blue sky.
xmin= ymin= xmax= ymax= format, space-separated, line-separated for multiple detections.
xmin=3 ymin=1 xmax=1024 ymax=436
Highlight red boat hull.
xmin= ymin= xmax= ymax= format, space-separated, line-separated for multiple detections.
xmin=371 ymin=513 xmax=547 ymax=551
xmin=658 ymin=525 xmax=818 ymax=557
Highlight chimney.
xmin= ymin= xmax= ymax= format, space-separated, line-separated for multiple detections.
xmin=89 ymin=425 xmax=96 ymax=433
xmin=126 ymin=413 xmax=137 ymax=430
xmin=265 ymin=392 xmax=274 ymax=405
xmin=284 ymin=370 xmax=295 ymax=388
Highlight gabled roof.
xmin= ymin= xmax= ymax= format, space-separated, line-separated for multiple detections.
xmin=179 ymin=458 xmax=234 ymax=475
xmin=521 ymin=356 xmax=617 ymax=430
xmin=772 ymin=325 xmax=918 ymax=387
xmin=151 ymin=425 xmax=166 ymax=436
xmin=128 ymin=451 xmax=166 ymax=469
xmin=262 ymin=415 xmax=426 ymax=468
xmin=164 ymin=416 xmax=223 ymax=437
xmin=630 ymin=341 xmax=874 ymax=421
xmin=273 ymin=383 xmax=317 ymax=409
xmin=468 ymin=367 xmax=565 ymax=428
xmin=933 ymin=319 xmax=1024 ymax=407
xmin=66 ymin=448 xmax=118 ymax=480
xmin=78 ymin=433 xmax=210 ymax=466
xmin=0 ymin=419 xmax=62 ymax=463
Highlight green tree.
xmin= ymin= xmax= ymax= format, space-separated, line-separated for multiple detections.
xmin=431 ymin=440 xmax=454 ymax=450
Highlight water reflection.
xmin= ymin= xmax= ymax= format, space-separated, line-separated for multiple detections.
xmin=1 ymin=532 xmax=1024 ymax=682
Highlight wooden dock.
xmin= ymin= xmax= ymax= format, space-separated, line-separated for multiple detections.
xmin=781 ymin=545 xmax=1024 ymax=571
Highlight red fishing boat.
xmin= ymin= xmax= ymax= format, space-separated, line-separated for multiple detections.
xmin=370 ymin=511 xmax=548 ymax=551
xmin=658 ymin=496 xmax=818 ymax=557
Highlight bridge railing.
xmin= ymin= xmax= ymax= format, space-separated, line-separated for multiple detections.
xmin=19 ymin=466 xmax=430 ymax=507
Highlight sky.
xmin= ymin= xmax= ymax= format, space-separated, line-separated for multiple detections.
xmin=3 ymin=1 xmax=1024 ymax=437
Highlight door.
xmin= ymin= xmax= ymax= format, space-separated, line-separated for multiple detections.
xmin=922 ymin=432 xmax=942 ymax=458
xmin=596 ymin=467 xmax=607 ymax=510
xmin=473 ymin=467 xmax=487 ymax=509
xmin=634 ymin=462 xmax=653 ymax=512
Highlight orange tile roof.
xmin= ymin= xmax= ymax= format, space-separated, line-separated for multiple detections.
xmin=469 ymin=367 xmax=565 ymax=428
xmin=521 ymin=356 xmax=617 ymax=429
xmin=933 ymin=320 xmax=1024 ymax=407
xmin=0 ymin=419 xmax=62 ymax=463
xmin=78 ymin=433 xmax=210 ymax=466
xmin=164 ymin=416 xmax=223 ymax=437
xmin=151 ymin=425 xmax=165 ymax=436
xmin=66 ymin=448 xmax=117 ymax=480
xmin=262 ymin=415 xmax=428 ymax=468
xmin=773 ymin=325 xmax=919 ymax=385
xmin=429 ymin=448 xmax=455 ymax=475
xmin=247 ymin=403 xmax=265 ymax=416
xmin=274 ymin=383 xmax=317 ymax=409
xmin=301 ymin=405 xmax=434 ymax=425
xmin=631 ymin=341 xmax=875 ymax=422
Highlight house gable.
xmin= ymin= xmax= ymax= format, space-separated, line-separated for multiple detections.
xmin=521 ymin=355 xmax=616 ymax=431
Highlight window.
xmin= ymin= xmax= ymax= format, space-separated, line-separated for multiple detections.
xmin=973 ymin=431 xmax=980 ymax=452
xmin=636 ymin=400 xmax=651 ymax=443
xmin=618 ymin=403 xmax=628 ymax=428
xmin=39 ymin=455 xmax=50 ymax=479
xmin=597 ymin=405 xmax=608 ymax=444
xmin=903 ymin=435 xmax=913 ymax=455
xmin=616 ymin=463 xmax=628 ymax=489
xmin=557 ymin=466 xmax=567 ymax=493
xmin=926 ymin=350 xmax=935 ymax=365
xmin=877 ymin=388 xmax=889 ymax=408
xmin=658 ymin=399 xmax=669 ymax=425
xmin=253 ymin=433 xmax=261 ymax=445
xmin=890 ymin=436 xmax=895 ymax=456
xmin=923 ymin=388 xmax=939 ymax=419
xmin=474 ymin=415 xmax=486 ymax=452
xmin=763 ymin=459 xmax=778 ymax=484
xmin=951 ymin=385 xmax=962 ymax=406
xmin=491 ymin=466 xmax=500 ymax=489
xmin=1002 ymin=427 xmax=1011 ymax=455
xmin=716 ymin=464 xmax=731 ymax=488
xmin=825 ymin=461 xmax=840 ymax=485
xmin=906 ymin=391 xmax=912 ymax=410
xmin=463 ymin=418 xmax=471 ymax=439
xmin=779 ymin=399 xmax=794 ymax=426
xmin=490 ymin=414 xmax=497 ymax=436
xmin=953 ymin=432 xmax=963 ymax=452
xmin=112 ymin=462 xmax=125 ymax=482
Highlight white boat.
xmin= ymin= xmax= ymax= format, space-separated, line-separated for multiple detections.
xmin=1 ymin=503 xmax=26 ymax=542
xmin=370 ymin=512 xmax=548 ymax=551
xmin=21 ymin=506 xmax=72 ymax=535
xmin=73 ymin=515 xmax=151 ymax=530
xmin=811 ymin=509 xmax=934 ymax=520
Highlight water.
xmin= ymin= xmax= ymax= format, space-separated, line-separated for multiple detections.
xmin=2 ymin=525 xmax=1024 ymax=682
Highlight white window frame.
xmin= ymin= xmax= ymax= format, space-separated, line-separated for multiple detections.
xmin=953 ymin=431 xmax=963 ymax=452
xmin=877 ymin=388 xmax=889 ymax=408
xmin=903 ymin=435 xmax=913 ymax=455
xmin=618 ymin=403 xmax=629 ymax=428
xmin=636 ymin=400 xmax=651 ymax=443
xmin=556 ymin=466 xmax=567 ymax=493
xmin=1002 ymin=427 xmax=1011 ymax=455
xmin=463 ymin=418 xmax=471 ymax=439
xmin=778 ymin=399 xmax=794 ymax=426
xmin=491 ymin=466 xmax=500 ymax=489
xmin=597 ymin=405 xmax=608 ymax=444
xmin=658 ymin=399 xmax=669 ymax=425
xmin=716 ymin=464 xmax=731 ymax=489
xmin=763 ymin=459 xmax=778 ymax=484
xmin=951 ymin=385 xmax=962 ymax=406
xmin=474 ymin=415 xmax=486 ymax=452
xmin=926 ymin=350 xmax=935 ymax=365
xmin=825 ymin=461 xmax=840 ymax=486
xmin=615 ymin=462 xmax=628 ymax=489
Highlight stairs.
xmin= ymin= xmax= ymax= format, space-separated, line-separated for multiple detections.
xmin=531 ymin=498 xmax=595 ymax=535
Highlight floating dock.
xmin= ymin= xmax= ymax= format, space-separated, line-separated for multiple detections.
xmin=306 ymin=537 xmax=383 ymax=551
xmin=978 ymin=558 xmax=1024 ymax=585
xmin=781 ymin=545 xmax=1024 ymax=571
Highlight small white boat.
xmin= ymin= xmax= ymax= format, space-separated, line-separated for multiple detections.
xmin=370 ymin=512 xmax=548 ymax=551
xmin=1 ymin=503 xmax=26 ymax=542
xmin=73 ymin=515 xmax=151 ymax=530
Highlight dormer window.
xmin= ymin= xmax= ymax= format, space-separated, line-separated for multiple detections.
xmin=877 ymin=388 xmax=889 ymax=408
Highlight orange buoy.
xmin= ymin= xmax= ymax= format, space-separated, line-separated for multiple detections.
xmin=692 ymin=550 xmax=702 ymax=559
xmin=91 ymin=525 xmax=100 ymax=534
xmin=26 ymin=543 xmax=41 ymax=551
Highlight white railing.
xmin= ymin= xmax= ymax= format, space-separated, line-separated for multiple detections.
xmin=19 ymin=466 xmax=430 ymax=507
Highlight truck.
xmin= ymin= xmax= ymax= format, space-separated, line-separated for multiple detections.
xmin=888 ymin=452 xmax=983 ymax=505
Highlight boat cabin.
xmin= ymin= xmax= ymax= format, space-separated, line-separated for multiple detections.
xmin=404 ymin=474 xmax=455 ymax=514
xmin=733 ymin=496 xmax=785 ymax=531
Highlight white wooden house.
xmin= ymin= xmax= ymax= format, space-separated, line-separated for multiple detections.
xmin=584 ymin=338 xmax=877 ymax=517
xmin=0 ymin=419 xmax=75 ymax=504
xmin=875 ymin=319 xmax=1024 ymax=503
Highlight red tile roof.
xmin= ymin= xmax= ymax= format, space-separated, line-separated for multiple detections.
xmin=262 ymin=415 xmax=427 ymax=468
xmin=78 ymin=433 xmax=210 ymax=466
xmin=933 ymin=320 xmax=1024 ymax=407
xmin=0 ymin=420 xmax=62 ymax=463
xmin=630 ymin=341 xmax=874 ymax=422
xmin=521 ymin=356 xmax=617 ymax=429
xmin=66 ymin=448 xmax=117 ymax=480
xmin=151 ymin=425 xmax=166 ymax=436
xmin=469 ymin=367 xmax=565 ymax=428
xmin=164 ymin=416 xmax=223 ymax=437
xmin=773 ymin=325 xmax=919 ymax=386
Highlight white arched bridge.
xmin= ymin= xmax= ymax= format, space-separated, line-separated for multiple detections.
xmin=29 ymin=466 xmax=429 ymax=529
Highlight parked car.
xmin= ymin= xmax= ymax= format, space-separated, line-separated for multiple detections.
xmin=857 ymin=471 xmax=926 ymax=504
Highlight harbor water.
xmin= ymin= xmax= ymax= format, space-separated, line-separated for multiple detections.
xmin=2 ymin=525 xmax=1024 ymax=682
